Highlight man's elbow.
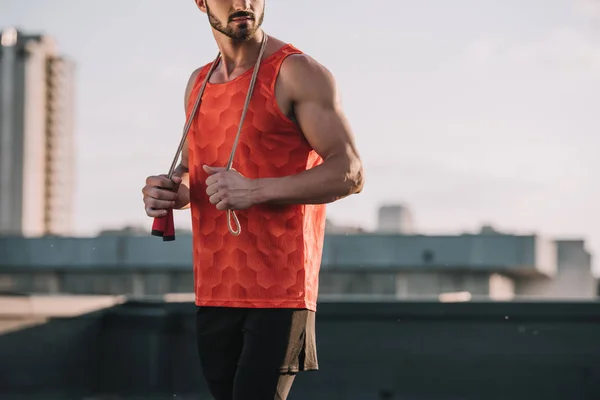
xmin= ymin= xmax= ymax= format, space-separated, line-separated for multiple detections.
xmin=344 ymin=156 xmax=365 ymax=195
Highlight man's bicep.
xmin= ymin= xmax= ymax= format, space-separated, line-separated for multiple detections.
xmin=294 ymin=98 xmax=356 ymax=160
xmin=291 ymin=60 xmax=359 ymax=160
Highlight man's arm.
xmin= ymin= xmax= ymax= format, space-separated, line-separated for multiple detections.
xmin=254 ymin=55 xmax=364 ymax=205
xmin=173 ymin=68 xmax=203 ymax=210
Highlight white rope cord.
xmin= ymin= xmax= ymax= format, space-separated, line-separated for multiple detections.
xmin=166 ymin=33 xmax=269 ymax=236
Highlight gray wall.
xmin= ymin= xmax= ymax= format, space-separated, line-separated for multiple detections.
xmin=0 ymin=309 xmax=104 ymax=398
xmin=2 ymin=300 xmax=600 ymax=400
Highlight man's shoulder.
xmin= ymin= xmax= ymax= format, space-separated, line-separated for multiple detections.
xmin=279 ymin=50 xmax=336 ymax=100
xmin=281 ymin=51 xmax=330 ymax=77
xmin=188 ymin=61 xmax=214 ymax=84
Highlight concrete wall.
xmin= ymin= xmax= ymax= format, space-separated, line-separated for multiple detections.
xmin=2 ymin=299 xmax=600 ymax=399
xmin=0 ymin=269 xmax=195 ymax=296
xmin=394 ymin=271 xmax=514 ymax=299
xmin=319 ymin=271 xmax=397 ymax=297
xmin=0 ymin=311 xmax=104 ymax=398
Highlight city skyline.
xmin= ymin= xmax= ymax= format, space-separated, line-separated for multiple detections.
xmin=0 ymin=0 xmax=598 ymax=273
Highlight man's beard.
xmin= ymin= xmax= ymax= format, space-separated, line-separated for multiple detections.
xmin=206 ymin=3 xmax=264 ymax=42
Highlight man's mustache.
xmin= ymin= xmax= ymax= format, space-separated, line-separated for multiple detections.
xmin=229 ymin=11 xmax=255 ymax=22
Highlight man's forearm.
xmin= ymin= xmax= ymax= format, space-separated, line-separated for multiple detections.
xmin=253 ymin=155 xmax=364 ymax=206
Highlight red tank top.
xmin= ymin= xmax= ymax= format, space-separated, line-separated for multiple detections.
xmin=187 ymin=44 xmax=326 ymax=311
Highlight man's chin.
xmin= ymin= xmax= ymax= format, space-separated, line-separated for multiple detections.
xmin=231 ymin=30 xmax=256 ymax=42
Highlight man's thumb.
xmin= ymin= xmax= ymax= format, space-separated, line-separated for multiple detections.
xmin=171 ymin=174 xmax=182 ymax=184
xmin=203 ymin=165 xmax=226 ymax=174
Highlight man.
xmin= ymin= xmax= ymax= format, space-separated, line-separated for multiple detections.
xmin=142 ymin=1 xmax=364 ymax=399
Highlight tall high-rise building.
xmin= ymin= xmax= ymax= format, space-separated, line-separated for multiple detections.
xmin=0 ymin=27 xmax=75 ymax=237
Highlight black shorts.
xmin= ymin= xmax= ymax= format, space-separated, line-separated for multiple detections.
xmin=195 ymin=306 xmax=318 ymax=399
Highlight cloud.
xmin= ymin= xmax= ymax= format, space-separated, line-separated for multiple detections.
xmin=575 ymin=0 xmax=600 ymax=21
xmin=464 ymin=27 xmax=600 ymax=74
xmin=508 ymin=28 xmax=600 ymax=71
xmin=464 ymin=38 xmax=497 ymax=67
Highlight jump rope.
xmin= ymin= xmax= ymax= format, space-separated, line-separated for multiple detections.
xmin=152 ymin=34 xmax=269 ymax=241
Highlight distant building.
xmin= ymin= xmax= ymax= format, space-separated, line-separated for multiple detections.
xmin=98 ymin=226 xmax=193 ymax=237
xmin=0 ymin=230 xmax=596 ymax=301
xmin=325 ymin=218 xmax=366 ymax=234
xmin=0 ymin=27 xmax=75 ymax=237
xmin=517 ymin=239 xmax=596 ymax=300
xmin=377 ymin=204 xmax=415 ymax=234
xmin=98 ymin=226 xmax=151 ymax=237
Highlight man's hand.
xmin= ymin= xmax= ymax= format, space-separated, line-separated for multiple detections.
xmin=204 ymin=165 xmax=258 ymax=211
xmin=142 ymin=174 xmax=182 ymax=217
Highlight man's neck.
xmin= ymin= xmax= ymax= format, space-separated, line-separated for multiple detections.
xmin=213 ymin=29 xmax=266 ymax=79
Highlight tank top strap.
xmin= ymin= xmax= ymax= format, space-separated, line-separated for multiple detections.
xmin=262 ymin=44 xmax=304 ymax=94
xmin=267 ymin=43 xmax=304 ymax=68
xmin=186 ymin=62 xmax=214 ymax=117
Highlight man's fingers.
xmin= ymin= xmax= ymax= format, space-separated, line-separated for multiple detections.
xmin=205 ymin=173 xmax=219 ymax=187
xmin=145 ymin=196 xmax=176 ymax=210
xmin=146 ymin=175 xmax=166 ymax=188
xmin=215 ymin=200 xmax=230 ymax=211
xmin=205 ymin=170 xmax=233 ymax=187
xmin=168 ymin=172 xmax=183 ymax=184
xmin=206 ymin=183 xmax=219 ymax=197
xmin=145 ymin=207 xmax=168 ymax=218
xmin=209 ymin=192 xmax=222 ymax=205
xmin=143 ymin=173 xmax=182 ymax=218
xmin=145 ymin=187 xmax=178 ymax=202
xmin=152 ymin=174 xmax=178 ymax=190
xmin=159 ymin=177 xmax=178 ymax=190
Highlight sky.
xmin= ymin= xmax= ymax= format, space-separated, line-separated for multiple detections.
xmin=1 ymin=0 xmax=599 ymax=270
